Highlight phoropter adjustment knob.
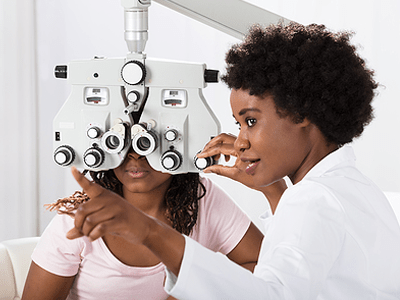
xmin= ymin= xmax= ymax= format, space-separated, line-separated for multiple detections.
xmin=121 ymin=60 xmax=146 ymax=85
xmin=127 ymin=90 xmax=141 ymax=103
xmin=55 ymin=65 xmax=68 ymax=79
xmin=161 ymin=150 xmax=182 ymax=171
xmin=87 ymin=126 xmax=102 ymax=139
xmin=194 ymin=154 xmax=214 ymax=171
xmin=164 ymin=129 xmax=179 ymax=142
xmin=83 ymin=147 xmax=105 ymax=168
xmin=204 ymin=69 xmax=219 ymax=83
xmin=54 ymin=145 xmax=75 ymax=166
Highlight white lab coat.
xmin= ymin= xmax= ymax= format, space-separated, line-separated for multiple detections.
xmin=165 ymin=146 xmax=400 ymax=299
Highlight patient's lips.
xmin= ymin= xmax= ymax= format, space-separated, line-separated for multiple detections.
xmin=126 ymin=167 xmax=149 ymax=179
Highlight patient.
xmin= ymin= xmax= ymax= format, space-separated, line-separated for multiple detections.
xmin=22 ymin=149 xmax=266 ymax=300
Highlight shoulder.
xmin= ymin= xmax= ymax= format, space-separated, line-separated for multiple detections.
xmin=199 ymin=176 xmax=232 ymax=202
xmin=192 ymin=176 xmax=251 ymax=253
xmin=44 ymin=213 xmax=76 ymax=234
xmin=38 ymin=213 xmax=82 ymax=249
xmin=273 ymin=179 xmax=349 ymax=244
xmin=32 ymin=213 xmax=84 ymax=276
xmin=197 ymin=176 xmax=244 ymax=214
xmin=281 ymin=179 xmax=345 ymax=215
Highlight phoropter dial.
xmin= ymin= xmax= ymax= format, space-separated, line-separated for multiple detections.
xmin=194 ymin=154 xmax=214 ymax=171
xmin=161 ymin=150 xmax=182 ymax=171
xmin=127 ymin=90 xmax=140 ymax=103
xmin=54 ymin=145 xmax=75 ymax=166
xmin=121 ymin=60 xmax=146 ymax=85
xmin=87 ymin=126 xmax=102 ymax=139
xmin=83 ymin=147 xmax=105 ymax=168
xmin=164 ymin=129 xmax=179 ymax=142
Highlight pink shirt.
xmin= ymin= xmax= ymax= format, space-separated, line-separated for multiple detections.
xmin=32 ymin=177 xmax=251 ymax=300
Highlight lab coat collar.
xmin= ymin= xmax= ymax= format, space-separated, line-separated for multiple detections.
xmin=259 ymin=146 xmax=356 ymax=227
xmin=301 ymin=145 xmax=356 ymax=182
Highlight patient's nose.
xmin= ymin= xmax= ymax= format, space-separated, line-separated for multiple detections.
xmin=128 ymin=151 xmax=145 ymax=160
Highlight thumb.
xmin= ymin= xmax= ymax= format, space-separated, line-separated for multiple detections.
xmin=66 ymin=227 xmax=83 ymax=240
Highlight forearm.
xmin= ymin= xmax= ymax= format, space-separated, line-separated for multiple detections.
xmin=165 ymin=236 xmax=276 ymax=300
xmin=143 ymin=217 xmax=186 ymax=276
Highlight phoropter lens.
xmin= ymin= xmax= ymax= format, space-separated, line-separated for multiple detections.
xmin=132 ymin=131 xmax=158 ymax=156
xmin=136 ymin=136 xmax=151 ymax=151
xmin=105 ymin=135 xmax=120 ymax=150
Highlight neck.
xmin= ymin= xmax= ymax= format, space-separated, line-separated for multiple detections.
xmin=122 ymin=179 xmax=172 ymax=218
xmin=259 ymin=179 xmax=287 ymax=214
xmin=290 ymin=125 xmax=339 ymax=185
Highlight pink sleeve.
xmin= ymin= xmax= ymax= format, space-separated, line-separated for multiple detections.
xmin=191 ymin=177 xmax=251 ymax=255
xmin=31 ymin=214 xmax=83 ymax=277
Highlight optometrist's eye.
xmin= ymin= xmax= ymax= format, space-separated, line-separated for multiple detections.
xmin=235 ymin=121 xmax=241 ymax=130
xmin=246 ymin=118 xmax=257 ymax=127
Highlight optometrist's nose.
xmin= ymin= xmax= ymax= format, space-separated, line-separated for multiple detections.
xmin=234 ymin=132 xmax=250 ymax=153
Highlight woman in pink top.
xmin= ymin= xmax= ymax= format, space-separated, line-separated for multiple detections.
xmin=22 ymin=149 xmax=277 ymax=300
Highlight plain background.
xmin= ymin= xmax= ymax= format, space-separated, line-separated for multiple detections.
xmin=1 ymin=0 xmax=399 ymax=240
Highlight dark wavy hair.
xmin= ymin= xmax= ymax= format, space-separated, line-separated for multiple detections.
xmin=89 ymin=170 xmax=205 ymax=235
xmin=222 ymin=22 xmax=378 ymax=146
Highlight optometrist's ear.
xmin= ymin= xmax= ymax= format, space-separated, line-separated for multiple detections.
xmin=298 ymin=117 xmax=312 ymax=128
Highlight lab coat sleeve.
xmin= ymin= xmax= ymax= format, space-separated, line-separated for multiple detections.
xmin=165 ymin=182 xmax=346 ymax=300
xmin=164 ymin=236 xmax=293 ymax=300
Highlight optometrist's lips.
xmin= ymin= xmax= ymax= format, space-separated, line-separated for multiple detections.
xmin=242 ymin=159 xmax=261 ymax=175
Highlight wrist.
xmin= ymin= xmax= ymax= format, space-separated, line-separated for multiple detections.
xmin=141 ymin=215 xmax=162 ymax=249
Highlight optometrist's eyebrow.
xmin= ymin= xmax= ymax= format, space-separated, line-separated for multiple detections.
xmin=238 ymin=108 xmax=261 ymax=116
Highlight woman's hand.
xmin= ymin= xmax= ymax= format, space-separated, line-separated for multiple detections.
xmin=66 ymin=167 xmax=153 ymax=244
xmin=197 ymin=133 xmax=287 ymax=213
xmin=67 ymin=167 xmax=186 ymax=276
xmin=197 ymin=133 xmax=265 ymax=190
xmin=198 ymin=133 xmax=253 ymax=183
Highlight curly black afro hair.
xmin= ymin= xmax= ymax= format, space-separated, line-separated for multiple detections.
xmin=221 ymin=22 xmax=378 ymax=146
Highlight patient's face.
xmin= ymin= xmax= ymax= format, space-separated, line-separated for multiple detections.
xmin=113 ymin=150 xmax=173 ymax=195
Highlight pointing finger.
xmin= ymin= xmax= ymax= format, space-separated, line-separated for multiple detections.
xmin=71 ymin=167 xmax=102 ymax=199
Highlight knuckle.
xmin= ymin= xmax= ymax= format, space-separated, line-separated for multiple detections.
xmin=97 ymin=223 xmax=108 ymax=235
xmin=85 ymin=216 xmax=94 ymax=225
xmin=77 ymin=203 xmax=89 ymax=213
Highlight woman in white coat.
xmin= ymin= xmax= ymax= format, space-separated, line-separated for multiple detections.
xmin=64 ymin=22 xmax=400 ymax=299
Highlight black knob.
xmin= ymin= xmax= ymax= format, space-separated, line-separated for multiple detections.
xmin=204 ymin=69 xmax=219 ymax=83
xmin=83 ymin=148 xmax=105 ymax=168
xmin=161 ymin=151 xmax=182 ymax=171
xmin=54 ymin=145 xmax=75 ymax=166
xmin=55 ymin=65 xmax=68 ymax=79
